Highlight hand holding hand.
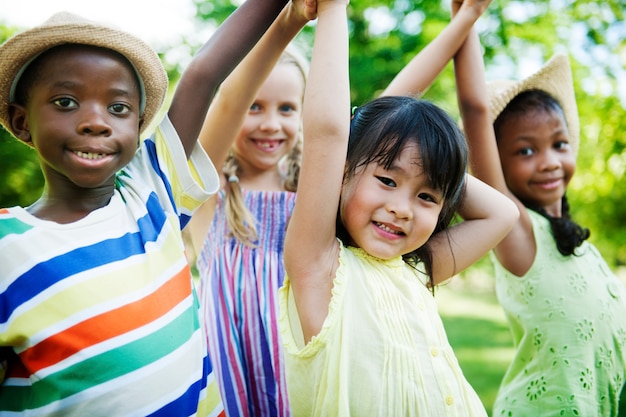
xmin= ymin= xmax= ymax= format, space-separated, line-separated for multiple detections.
xmin=451 ymin=0 xmax=492 ymax=17
xmin=290 ymin=0 xmax=317 ymax=22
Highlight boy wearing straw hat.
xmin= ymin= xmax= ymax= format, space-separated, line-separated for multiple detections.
xmin=454 ymin=19 xmax=626 ymax=417
xmin=0 ymin=0 xmax=298 ymax=415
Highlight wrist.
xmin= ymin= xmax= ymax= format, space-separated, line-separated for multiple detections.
xmin=284 ymin=3 xmax=311 ymax=28
xmin=317 ymin=1 xmax=348 ymax=15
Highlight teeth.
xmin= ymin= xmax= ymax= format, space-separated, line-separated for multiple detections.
xmin=255 ymin=140 xmax=279 ymax=149
xmin=376 ymin=222 xmax=401 ymax=234
xmin=74 ymin=151 xmax=106 ymax=160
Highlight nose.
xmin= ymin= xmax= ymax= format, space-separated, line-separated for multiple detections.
xmin=538 ymin=149 xmax=561 ymax=171
xmin=387 ymin=193 xmax=413 ymax=220
xmin=77 ymin=105 xmax=112 ymax=136
xmin=259 ymin=111 xmax=281 ymax=132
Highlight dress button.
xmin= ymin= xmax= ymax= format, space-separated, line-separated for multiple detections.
xmin=430 ymin=347 xmax=439 ymax=357
xmin=445 ymin=396 xmax=454 ymax=405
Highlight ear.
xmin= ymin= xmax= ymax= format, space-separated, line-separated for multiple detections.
xmin=136 ymin=117 xmax=145 ymax=147
xmin=8 ymin=103 xmax=34 ymax=147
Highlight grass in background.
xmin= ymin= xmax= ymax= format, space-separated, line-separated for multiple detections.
xmin=436 ymin=271 xmax=514 ymax=416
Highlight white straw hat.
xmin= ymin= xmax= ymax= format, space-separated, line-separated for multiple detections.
xmin=488 ymin=54 xmax=579 ymax=154
xmin=0 ymin=11 xmax=167 ymax=138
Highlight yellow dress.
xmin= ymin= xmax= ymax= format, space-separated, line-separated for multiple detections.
xmin=279 ymin=242 xmax=487 ymax=417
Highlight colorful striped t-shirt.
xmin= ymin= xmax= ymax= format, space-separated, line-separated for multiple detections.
xmin=0 ymin=117 xmax=224 ymax=416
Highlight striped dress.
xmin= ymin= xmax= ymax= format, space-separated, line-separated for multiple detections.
xmin=0 ymin=117 xmax=224 ymax=417
xmin=196 ymin=189 xmax=296 ymax=417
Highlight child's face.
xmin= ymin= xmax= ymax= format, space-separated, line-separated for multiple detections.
xmin=497 ymin=108 xmax=576 ymax=215
xmin=232 ymin=63 xmax=303 ymax=179
xmin=13 ymin=45 xmax=142 ymax=191
xmin=340 ymin=143 xmax=443 ymax=260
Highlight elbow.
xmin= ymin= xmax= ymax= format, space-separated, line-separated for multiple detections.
xmin=502 ymin=196 xmax=520 ymax=234
xmin=458 ymin=97 xmax=489 ymax=119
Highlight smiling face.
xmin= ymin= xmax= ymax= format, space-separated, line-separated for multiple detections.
xmin=497 ymin=108 xmax=576 ymax=217
xmin=339 ymin=143 xmax=444 ymax=260
xmin=231 ymin=62 xmax=304 ymax=181
xmin=11 ymin=44 xmax=142 ymax=193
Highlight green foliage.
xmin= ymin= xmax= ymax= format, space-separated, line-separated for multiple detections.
xmin=0 ymin=128 xmax=43 ymax=207
xmin=0 ymin=27 xmax=45 ymax=208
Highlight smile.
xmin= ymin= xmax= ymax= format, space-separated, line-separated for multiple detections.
xmin=533 ymin=178 xmax=561 ymax=190
xmin=73 ymin=151 xmax=107 ymax=160
xmin=252 ymin=139 xmax=282 ymax=151
xmin=374 ymin=221 xmax=404 ymax=236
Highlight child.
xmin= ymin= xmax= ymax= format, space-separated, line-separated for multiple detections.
xmin=186 ymin=0 xmax=492 ymax=413
xmin=453 ymin=14 xmax=626 ymax=416
xmin=184 ymin=1 xmax=313 ymax=415
xmin=0 ymin=1 xmax=288 ymax=415
xmin=278 ymin=0 xmax=518 ymax=415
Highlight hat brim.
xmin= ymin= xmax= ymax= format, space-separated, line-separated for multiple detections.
xmin=488 ymin=54 xmax=579 ymax=154
xmin=0 ymin=12 xmax=167 ymax=138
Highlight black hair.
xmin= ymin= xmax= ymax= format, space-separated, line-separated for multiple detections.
xmin=494 ymin=89 xmax=589 ymax=256
xmin=337 ymin=95 xmax=468 ymax=287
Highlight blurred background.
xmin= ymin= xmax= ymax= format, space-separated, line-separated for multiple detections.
xmin=2 ymin=1 xmax=624 ymax=412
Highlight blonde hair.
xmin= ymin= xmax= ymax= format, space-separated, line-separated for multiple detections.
xmin=223 ymin=46 xmax=308 ymax=246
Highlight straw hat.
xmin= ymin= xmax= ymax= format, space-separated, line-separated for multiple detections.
xmin=488 ymin=54 xmax=579 ymax=155
xmin=0 ymin=11 xmax=167 ymax=138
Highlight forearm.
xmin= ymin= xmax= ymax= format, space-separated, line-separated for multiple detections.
xmin=430 ymin=175 xmax=518 ymax=283
xmin=382 ymin=7 xmax=481 ymax=97
xmin=169 ymin=0 xmax=288 ymax=156
xmin=454 ymin=28 xmax=489 ymax=121
xmin=454 ymin=27 xmax=508 ymax=191
xmin=304 ymin=2 xmax=350 ymax=142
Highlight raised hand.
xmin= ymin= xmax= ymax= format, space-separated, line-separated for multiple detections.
xmin=452 ymin=0 xmax=492 ymax=17
xmin=295 ymin=0 xmax=318 ymax=21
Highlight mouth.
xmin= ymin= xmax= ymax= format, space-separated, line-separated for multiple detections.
xmin=73 ymin=151 xmax=108 ymax=160
xmin=374 ymin=221 xmax=405 ymax=236
xmin=252 ymin=139 xmax=283 ymax=152
xmin=533 ymin=178 xmax=562 ymax=190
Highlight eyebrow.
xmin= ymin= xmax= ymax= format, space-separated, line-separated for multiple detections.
xmin=51 ymin=80 xmax=138 ymax=98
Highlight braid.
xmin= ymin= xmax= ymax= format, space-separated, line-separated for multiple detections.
xmin=222 ymin=153 xmax=259 ymax=246
xmin=280 ymin=46 xmax=307 ymax=193
xmin=526 ymin=195 xmax=590 ymax=256
xmin=283 ymin=131 xmax=302 ymax=192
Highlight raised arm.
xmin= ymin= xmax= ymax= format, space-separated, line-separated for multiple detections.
xmin=199 ymin=1 xmax=314 ymax=170
xmin=283 ymin=0 xmax=350 ymax=341
xmin=185 ymin=0 xmax=313 ymax=255
xmin=168 ymin=0 xmax=288 ymax=157
xmin=453 ymin=18 xmax=535 ymax=276
xmin=382 ymin=0 xmax=492 ymax=97
xmin=428 ymin=174 xmax=518 ymax=285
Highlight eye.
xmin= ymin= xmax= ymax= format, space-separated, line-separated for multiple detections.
xmin=109 ymin=103 xmax=131 ymax=115
xmin=376 ymin=176 xmax=396 ymax=187
xmin=516 ymin=147 xmax=534 ymax=156
xmin=554 ymin=140 xmax=570 ymax=151
xmin=279 ymin=104 xmax=296 ymax=114
xmin=53 ymin=97 xmax=78 ymax=109
xmin=249 ymin=103 xmax=261 ymax=112
xmin=418 ymin=192 xmax=438 ymax=204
